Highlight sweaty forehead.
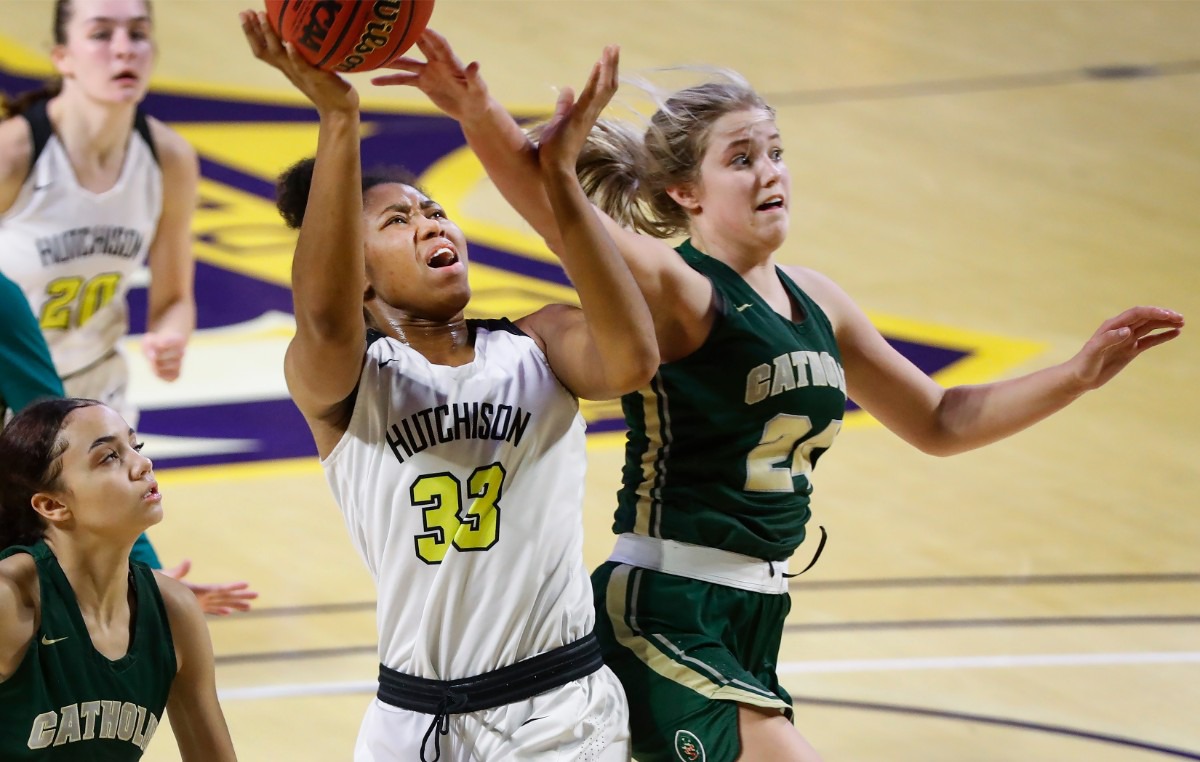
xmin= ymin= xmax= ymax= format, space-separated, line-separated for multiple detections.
xmin=363 ymin=183 xmax=431 ymax=211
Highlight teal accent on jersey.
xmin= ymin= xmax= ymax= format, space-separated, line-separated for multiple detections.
xmin=615 ymin=240 xmax=846 ymax=561
xmin=0 ymin=541 xmax=176 ymax=760
xmin=0 ymin=270 xmax=63 ymax=418
xmin=128 ymin=534 xmax=161 ymax=570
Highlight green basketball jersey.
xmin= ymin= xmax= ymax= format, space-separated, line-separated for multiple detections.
xmin=0 ymin=541 xmax=176 ymax=760
xmin=615 ymin=241 xmax=846 ymax=561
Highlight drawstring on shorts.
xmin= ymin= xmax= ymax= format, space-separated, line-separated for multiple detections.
xmin=420 ymin=692 xmax=469 ymax=762
xmin=767 ymin=525 xmax=828 ymax=579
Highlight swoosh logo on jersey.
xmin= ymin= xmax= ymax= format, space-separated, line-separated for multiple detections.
xmin=735 ymin=303 xmax=753 ymax=312
xmin=40 ymin=635 xmax=69 ymax=645
xmin=378 ymin=359 xmax=397 ymax=368
xmin=33 ymin=182 xmax=52 ymax=191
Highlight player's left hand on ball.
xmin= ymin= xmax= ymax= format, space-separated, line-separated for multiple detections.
xmin=238 ymin=9 xmax=358 ymax=114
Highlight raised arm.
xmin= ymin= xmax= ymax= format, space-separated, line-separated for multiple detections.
xmin=375 ymin=31 xmax=714 ymax=361
xmin=799 ymin=266 xmax=1185 ymax=456
xmin=0 ymin=115 xmax=33 ymax=215
xmin=141 ymin=121 xmax=199 ymax=382
xmin=515 ymin=47 xmax=657 ymax=399
xmin=157 ymin=574 xmax=236 ymax=761
xmin=240 ymin=11 xmax=365 ymax=452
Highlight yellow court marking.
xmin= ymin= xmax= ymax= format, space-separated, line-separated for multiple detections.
xmin=420 ymin=143 xmax=562 ymax=266
xmin=844 ymin=312 xmax=1048 ymax=429
xmin=159 ymin=455 xmax=321 ymax=485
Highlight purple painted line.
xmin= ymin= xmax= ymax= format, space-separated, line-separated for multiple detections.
xmin=198 ymin=156 xmax=277 ymax=200
xmin=140 ymin=398 xmax=313 ymax=469
xmin=792 ymin=695 xmax=1200 ymax=759
xmin=139 ymin=395 xmax=627 ymax=470
xmin=463 ymin=243 xmax=571 ymax=288
xmin=127 ymin=260 xmax=294 ymax=333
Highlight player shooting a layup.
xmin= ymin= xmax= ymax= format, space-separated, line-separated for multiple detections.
xmin=241 ymin=10 xmax=654 ymax=762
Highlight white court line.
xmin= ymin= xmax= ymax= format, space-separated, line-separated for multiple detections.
xmin=220 ymin=680 xmax=376 ymax=701
xmin=216 ymin=652 xmax=1200 ymax=701
xmin=776 ymin=651 xmax=1200 ymax=674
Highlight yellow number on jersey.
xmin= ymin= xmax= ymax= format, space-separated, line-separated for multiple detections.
xmin=411 ymin=463 xmax=506 ymax=564
xmin=39 ymin=273 xmax=122 ymax=330
xmin=744 ymin=414 xmax=841 ymax=492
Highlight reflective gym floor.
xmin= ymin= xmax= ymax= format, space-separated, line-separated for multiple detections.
xmin=2 ymin=1 xmax=1199 ymax=759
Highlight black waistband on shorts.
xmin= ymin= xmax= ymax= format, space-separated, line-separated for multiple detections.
xmin=379 ymin=632 xmax=604 ymax=762
xmin=377 ymin=631 xmax=603 ymax=715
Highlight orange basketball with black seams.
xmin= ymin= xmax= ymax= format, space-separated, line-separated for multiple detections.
xmin=265 ymin=0 xmax=435 ymax=73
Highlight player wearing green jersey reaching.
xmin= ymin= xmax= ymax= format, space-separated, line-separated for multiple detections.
xmin=381 ymin=32 xmax=1185 ymax=762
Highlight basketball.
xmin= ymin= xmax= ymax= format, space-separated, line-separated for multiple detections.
xmin=264 ymin=0 xmax=435 ymax=73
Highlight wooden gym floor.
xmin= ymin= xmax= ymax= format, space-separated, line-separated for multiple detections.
xmin=2 ymin=1 xmax=1199 ymax=759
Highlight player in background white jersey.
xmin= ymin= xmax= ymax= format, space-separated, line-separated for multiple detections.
xmin=0 ymin=0 xmax=256 ymax=616
xmin=241 ymin=11 xmax=655 ymax=762
xmin=0 ymin=0 xmax=194 ymax=423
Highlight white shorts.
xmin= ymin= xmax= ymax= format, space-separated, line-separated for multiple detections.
xmin=354 ymin=666 xmax=630 ymax=762
xmin=62 ymin=348 xmax=138 ymax=428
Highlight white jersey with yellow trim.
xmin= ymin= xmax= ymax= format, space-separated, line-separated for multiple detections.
xmin=322 ymin=320 xmax=595 ymax=680
xmin=0 ymin=99 xmax=162 ymax=382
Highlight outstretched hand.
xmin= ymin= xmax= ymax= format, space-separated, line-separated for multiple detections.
xmin=371 ymin=29 xmax=489 ymax=123
xmin=536 ymin=45 xmax=620 ymax=176
xmin=161 ymin=559 xmax=259 ymax=617
xmin=238 ymin=10 xmax=358 ymax=115
xmin=1069 ymin=306 xmax=1184 ymax=391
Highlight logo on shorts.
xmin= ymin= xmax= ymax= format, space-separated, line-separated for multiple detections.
xmin=674 ymin=729 xmax=706 ymax=761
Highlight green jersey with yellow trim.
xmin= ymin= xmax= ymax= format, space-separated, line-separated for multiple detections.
xmin=615 ymin=240 xmax=846 ymax=562
xmin=0 ymin=541 xmax=176 ymax=760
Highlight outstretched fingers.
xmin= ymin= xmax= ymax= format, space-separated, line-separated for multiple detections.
xmin=416 ymin=28 xmax=461 ymax=65
xmin=238 ymin=10 xmax=266 ymax=57
xmin=575 ymin=45 xmax=620 ymax=118
xmin=1102 ymin=305 xmax=1184 ymax=332
xmin=241 ymin=10 xmax=287 ymax=64
xmin=1134 ymin=327 xmax=1182 ymax=353
xmin=237 ymin=9 xmax=357 ymax=114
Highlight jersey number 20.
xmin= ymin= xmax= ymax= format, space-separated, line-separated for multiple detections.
xmin=744 ymin=414 xmax=841 ymax=492
xmin=40 ymin=273 xmax=121 ymax=330
xmin=411 ymin=463 xmax=506 ymax=564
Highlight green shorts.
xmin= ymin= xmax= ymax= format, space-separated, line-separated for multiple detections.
xmin=592 ymin=561 xmax=794 ymax=762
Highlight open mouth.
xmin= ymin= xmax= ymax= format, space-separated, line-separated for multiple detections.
xmin=114 ymin=70 xmax=139 ymax=83
xmin=427 ymin=246 xmax=459 ymax=269
xmin=756 ymin=198 xmax=785 ymax=211
xmin=144 ymin=483 xmax=159 ymax=499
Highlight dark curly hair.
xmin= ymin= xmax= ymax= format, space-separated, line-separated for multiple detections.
xmin=0 ymin=398 xmax=102 ymax=548
xmin=275 ymin=157 xmax=423 ymax=230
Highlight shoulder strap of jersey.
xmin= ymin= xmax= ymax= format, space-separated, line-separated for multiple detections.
xmin=365 ymin=328 xmax=387 ymax=348
xmin=21 ymin=98 xmax=54 ymax=170
xmin=469 ymin=317 xmax=528 ymax=338
xmin=133 ymin=108 xmax=159 ymax=165
xmin=0 ymin=543 xmax=34 ymax=562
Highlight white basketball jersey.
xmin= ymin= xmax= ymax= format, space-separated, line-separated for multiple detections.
xmin=0 ymin=100 xmax=162 ymax=378
xmin=323 ymin=321 xmax=596 ymax=680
